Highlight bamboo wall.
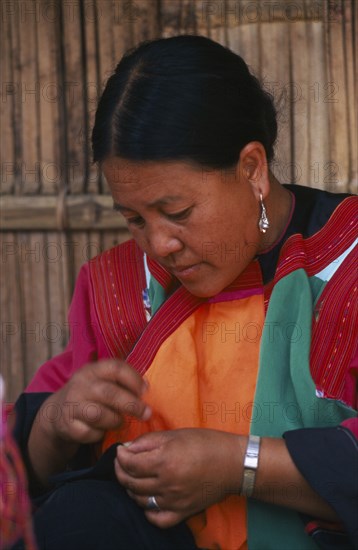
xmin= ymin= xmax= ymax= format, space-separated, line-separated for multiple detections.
xmin=1 ymin=0 xmax=357 ymax=400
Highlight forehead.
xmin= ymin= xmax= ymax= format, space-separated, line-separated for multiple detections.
xmin=102 ymin=157 xmax=205 ymax=187
xmin=102 ymin=157 xmax=218 ymax=210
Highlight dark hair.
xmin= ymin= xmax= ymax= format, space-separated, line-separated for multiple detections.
xmin=92 ymin=35 xmax=277 ymax=168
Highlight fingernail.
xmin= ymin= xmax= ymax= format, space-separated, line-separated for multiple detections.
xmin=142 ymin=405 xmax=152 ymax=421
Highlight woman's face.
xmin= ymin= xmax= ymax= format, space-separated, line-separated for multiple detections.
xmin=102 ymin=157 xmax=262 ymax=297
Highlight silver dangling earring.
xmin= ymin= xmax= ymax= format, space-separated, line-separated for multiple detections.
xmin=258 ymin=193 xmax=270 ymax=233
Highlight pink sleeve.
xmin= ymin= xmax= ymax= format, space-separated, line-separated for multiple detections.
xmin=25 ymin=263 xmax=111 ymax=393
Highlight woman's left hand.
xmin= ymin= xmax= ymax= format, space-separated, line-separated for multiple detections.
xmin=114 ymin=428 xmax=244 ymax=528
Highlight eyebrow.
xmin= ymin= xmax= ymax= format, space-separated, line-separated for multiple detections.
xmin=113 ymin=195 xmax=184 ymax=212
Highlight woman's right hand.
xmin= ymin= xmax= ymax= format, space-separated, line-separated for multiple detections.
xmin=43 ymin=359 xmax=151 ymax=445
xmin=28 ymin=359 xmax=151 ymax=485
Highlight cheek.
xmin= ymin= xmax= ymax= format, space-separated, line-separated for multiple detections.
xmin=207 ymin=223 xmax=259 ymax=270
xmin=127 ymin=228 xmax=149 ymax=254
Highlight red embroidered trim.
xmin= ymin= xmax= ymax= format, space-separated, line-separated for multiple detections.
xmin=128 ymin=260 xmax=264 ymax=374
xmin=264 ymin=197 xmax=357 ymax=307
xmin=274 ymin=197 xmax=357 ymax=282
xmin=127 ymin=286 xmax=205 ymax=374
xmin=90 ymin=246 xmax=262 ymax=375
xmin=310 ymin=247 xmax=357 ymax=401
xmin=265 ymin=197 xmax=357 ymax=403
xmin=146 ymin=256 xmax=173 ymax=291
xmin=126 ymin=261 xmax=263 ymax=375
xmin=89 ymin=240 xmax=147 ymax=359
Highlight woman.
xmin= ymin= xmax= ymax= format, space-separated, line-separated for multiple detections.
xmin=11 ymin=35 xmax=357 ymax=550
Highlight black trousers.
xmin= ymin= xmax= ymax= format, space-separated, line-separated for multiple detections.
xmin=12 ymin=478 xmax=198 ymax=550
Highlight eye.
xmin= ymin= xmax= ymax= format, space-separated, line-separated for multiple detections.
xmin=167 ymin=207 xmax=192 ymax=222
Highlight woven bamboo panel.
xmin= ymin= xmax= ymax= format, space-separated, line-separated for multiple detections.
xmin=0 ymin=0 xmax=356 ymax=400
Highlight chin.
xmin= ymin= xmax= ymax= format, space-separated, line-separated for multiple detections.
xmin=182 ymin=281 xmax=224 ymax=298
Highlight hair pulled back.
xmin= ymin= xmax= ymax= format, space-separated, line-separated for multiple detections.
xmin=92 ymin=35 xmax=277 ymax=168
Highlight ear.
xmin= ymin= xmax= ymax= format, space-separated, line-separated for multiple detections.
xmin=236 ymin=142 xmax=270 ymax=200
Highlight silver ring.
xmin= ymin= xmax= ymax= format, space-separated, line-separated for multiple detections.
xmin=146 ymin=495 xmax=160 ymax=511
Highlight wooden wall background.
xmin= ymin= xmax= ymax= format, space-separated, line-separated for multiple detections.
xmin=1 ymin=0 xmax=357 ymax=400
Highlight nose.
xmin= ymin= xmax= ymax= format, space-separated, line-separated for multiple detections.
xmin=146 ymin=225 xmax=183 ymax=259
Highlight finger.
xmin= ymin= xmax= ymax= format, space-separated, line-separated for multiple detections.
xmin=126 ymin=488 xmax=184 ymax=520
xmin=116 ymin=445 xmax=161 ymax=477
xmin=144 ymin=510 xmax=184 ymax=529
xmin=68 ymin=361 xmax=150 ymax=421
xmin=128 ymin=492 xmax=165 ymax=512
xmin=115 ymin=452 xmax=159 ymax=482
xmin=90 ymin=381 xmax=151 ymax=422
xmin=114 ymin=459 xmax=158 ymax=492
xmin=70 ymin=401 xmax=121 ymax=432
xmin=95 ymin=360 xmax=148 ymax=397
xmin=123 ymin=431 xmax=168 ymax=453
xmin=64 ymin=419 xmax=105 ymax=445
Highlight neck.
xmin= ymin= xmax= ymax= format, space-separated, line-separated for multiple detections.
xmin=258 ymin=174 xmax=293 ymax=253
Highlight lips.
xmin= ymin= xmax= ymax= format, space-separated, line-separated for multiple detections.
xmin=170 ymin=263 xmax=202 ymax=279
xmin=172 ymin=264 xmax=197 ymax=273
